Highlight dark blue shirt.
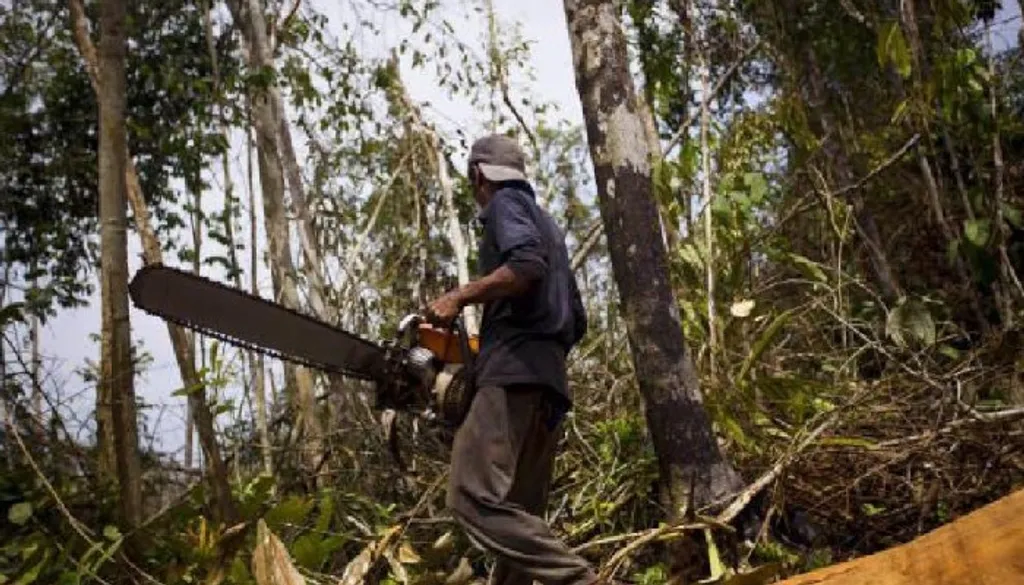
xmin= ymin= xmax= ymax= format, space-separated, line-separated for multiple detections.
xmin=472 ymin=181 xmax=587 ymax=407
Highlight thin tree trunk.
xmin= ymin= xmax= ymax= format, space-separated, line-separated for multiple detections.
xmin=563 ymin=0 xmax=742 ymax=518
xmin=246 ymin=94 xmax=273 ymax=477
xmin=436 ymin=148 xmax=479 ymax=334
xmin=274 ymin=98 xmax=332 ymax=321
xmin=225 ymin=0 xmax=323 ymax=480
xmin=97 ymin=0 xmax=142 ymax=529
xmin=70 ymin=0 xmax=237 ymax=525
xmin=30 ymin=288 xmax=41 ymax=422
xmin=184 ymin=181 xmax=203 ymax=469
xmin=699 ymin=42 xmax=717 ymax=375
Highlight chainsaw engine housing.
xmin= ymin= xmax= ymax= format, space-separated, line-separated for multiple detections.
xmin=374 ymin=315 xmax=477 ymax=426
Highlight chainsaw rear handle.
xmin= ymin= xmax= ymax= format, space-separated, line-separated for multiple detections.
xmin=397 ymin=312 xmax=479 ymax=364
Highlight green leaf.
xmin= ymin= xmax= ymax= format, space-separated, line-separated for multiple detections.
xmin=1002 ymin=203 xmax=1023 ymax=228
xmin=738 ymin=308 xmax=796 ymax=382
xmin=291 ymin=533 xmax=327 ymax=570
xmin=891 ymin=99 xmax=910 ymax=125
xmin=787 ymin=253 xmax=828 ymax=283
xmin=964 ymin=218 xmax=991 ymax=247
xmin=743 ymin=172 xmax=768 ymax=203
xmin=264 ymin=496 xmax=315 ymax=531
xmin=939 ymin=344 xmax=961 ymax=360
xmin=886 ymin=298 xmax=936 ymax=348
xmin=877 ymin=21 xmax=912 ymax=78
xmin=103 ymin=526 xmax=121 ymax=542
xmin=8 ymin=503 xmax=32 ymax=526
xmin=14 ymin=554 xmax=46 ymax=585
xmin=701 ymin=528 xmax=727 ymax=583
xmin=171 ymin=382 xmax=205 ymax=398
xmin=0 ymin=303 xmax=26 ymax=328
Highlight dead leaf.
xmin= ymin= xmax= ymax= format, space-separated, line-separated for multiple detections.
xmin=251 ymin=519 xmax=306 ymax=585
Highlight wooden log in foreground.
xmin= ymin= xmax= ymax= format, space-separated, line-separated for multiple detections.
xmin=775 ymin=487 xmax=1024 ymax=585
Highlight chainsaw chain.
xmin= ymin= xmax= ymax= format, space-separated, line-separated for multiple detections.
xmin=131 ymin=264 xmax=378 ymax=381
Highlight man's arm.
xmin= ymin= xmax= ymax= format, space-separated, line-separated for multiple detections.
xmin=426 ymin=190 xmax=547 ymax=323
xmin=453 ymin=264 xmax=532 ymax=306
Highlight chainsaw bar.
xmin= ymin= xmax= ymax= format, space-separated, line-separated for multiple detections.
xmin=128 ymin=264 xmax=387 ymax=381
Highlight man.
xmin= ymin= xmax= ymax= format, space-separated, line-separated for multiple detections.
xmin=425 ymin=134 xmax=606 ymax=585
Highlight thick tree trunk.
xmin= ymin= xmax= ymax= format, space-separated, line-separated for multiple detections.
xmin=70 ymin=0 xmax=237 ymax=525
xmin=97 ymin=0 xmax=142 ymax=529
xmin=226 ymin=0 xmax=324 ymax=480
xmin=563 ymin=0 xmax=742 ymax=515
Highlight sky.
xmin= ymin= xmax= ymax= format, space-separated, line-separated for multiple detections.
xmin=10 ymin=0 xmax=1022 ymax=460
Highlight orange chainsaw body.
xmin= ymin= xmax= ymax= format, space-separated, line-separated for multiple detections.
xmin=416 ymin=323 xmax=479 ymax=364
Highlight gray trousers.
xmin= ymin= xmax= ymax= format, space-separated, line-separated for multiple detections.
xmin=446 ymin=384 xmax=598 ymax=585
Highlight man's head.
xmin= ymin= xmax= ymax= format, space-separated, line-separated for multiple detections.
xmin=467 ymin=134 xmax=528 ymax=207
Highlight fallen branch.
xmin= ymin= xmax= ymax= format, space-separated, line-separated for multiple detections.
xmin=875 ymin=406 xmax=1024 ymax=449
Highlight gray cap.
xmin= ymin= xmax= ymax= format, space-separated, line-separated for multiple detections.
xmin=468 ymin=134 xmax=528 ymax=183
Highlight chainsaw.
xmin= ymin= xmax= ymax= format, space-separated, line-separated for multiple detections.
xmin=127 ymin=264 xmax=479 ymax=428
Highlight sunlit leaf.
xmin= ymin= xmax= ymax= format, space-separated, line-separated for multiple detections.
xmin=8 ymin=503 xmax=32 ymax=526
xmin=965 ymin=218 xmax=991 ymax=247
xmin=730 ymin=299 xmax=756 ymax=318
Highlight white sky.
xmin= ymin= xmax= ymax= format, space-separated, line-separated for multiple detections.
xmin=11 ymin=1 xmax=1022 ymax=459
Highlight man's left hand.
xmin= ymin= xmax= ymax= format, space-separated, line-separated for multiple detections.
xmin=425 ymin=290 xmax=463 ymax=326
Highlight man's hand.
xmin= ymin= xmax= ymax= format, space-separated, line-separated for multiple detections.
xmin=425 ymin=289 xmax=464 ymax=326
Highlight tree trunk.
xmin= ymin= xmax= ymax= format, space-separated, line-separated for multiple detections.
xmin=69 ymin=0 xmax=238 ymax=525
xmin=246 ymin=94 xmax=274 ymax=477
xmin=225 ymin=0 xmax=323 ymax=480
xmin=563 ymin=0 xmax=742 ymax=516
xmin=698 ymin=43 xmax=717 ymax=375
xmin=97 ymin=0 xmax=142 ymax=530
xmin=30 ymin=289 xmax=41 ymax=424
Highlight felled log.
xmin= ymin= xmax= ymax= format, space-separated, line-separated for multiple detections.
xmin=775 ymin=487 xmax=1024 ymax=584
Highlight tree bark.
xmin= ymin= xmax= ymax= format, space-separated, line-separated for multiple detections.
xmin=97 ymin=0 xmax=142 ymax=530
xmin=225 ymin=0 xmax=324 ymax=480
xmin=69 ymin=0 xmax=237 ymax=525
xmin=563 ymin=0 xmax=742 ymax=515
xmin=246 ymin=92 xmax=274 ymax=476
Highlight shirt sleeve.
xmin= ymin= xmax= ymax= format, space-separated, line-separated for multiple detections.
xmin=488 ymin=191 xmax=548 ymax=282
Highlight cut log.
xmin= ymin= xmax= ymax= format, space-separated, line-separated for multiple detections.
xmin=776 ymin=487 xmax=1024 ymax=584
